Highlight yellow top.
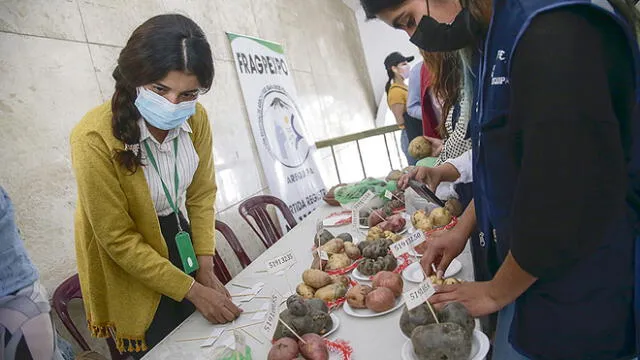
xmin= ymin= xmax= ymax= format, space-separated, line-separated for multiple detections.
xmin=387 ymin=82 xmax=408 ymax=108
xmin=70 ymin=101 xmax=216 ymax=352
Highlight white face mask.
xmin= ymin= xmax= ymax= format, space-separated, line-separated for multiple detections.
xmin=134 ymin=86 xmax=197 ymax=130
xmin=398 ymin=64 xmax=411 ymax=79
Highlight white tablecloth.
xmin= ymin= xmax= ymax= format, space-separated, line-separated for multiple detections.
xmin=142 ymin=203 xmax=475 ymax=359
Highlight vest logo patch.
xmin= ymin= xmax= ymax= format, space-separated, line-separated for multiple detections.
xmin=490 ymin=49 xmax=509 ymax=86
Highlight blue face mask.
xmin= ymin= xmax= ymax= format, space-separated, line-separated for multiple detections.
xmin=134 ymin=86 xmax=197 ymax=130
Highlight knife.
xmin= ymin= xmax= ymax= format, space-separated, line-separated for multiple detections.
xmin=408 ymin=179 xmax=446 ymax=207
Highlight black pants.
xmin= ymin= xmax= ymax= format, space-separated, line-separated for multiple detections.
xmin=403 ymin=112 xmax=424 ymax=142
xmin=130 ymin=213 xmax=196 ymax=359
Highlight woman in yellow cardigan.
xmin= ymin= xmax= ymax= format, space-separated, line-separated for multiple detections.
xmin=70 ymin=14 xmax=240 ymax=357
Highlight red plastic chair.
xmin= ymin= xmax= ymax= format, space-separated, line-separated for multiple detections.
xmin=52 ymin=274 xmax=128 ymax=360
xmin=238 ymin=195 xmax=298 ymax=248
xmin=215 ymin=220 xmax=251 ymax=268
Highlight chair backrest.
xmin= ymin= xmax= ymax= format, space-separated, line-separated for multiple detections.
xmin=52 ymin=274 xmax=91 ymax=352
xmin=215 ymin=220 xmax=251 ymax=268
xmin=213 ymin=253 xmax=232 ymax=284
xmin=238 ymin=195 xmax=298 ymax=248
xmin=52 ymin=274 xmax=128 ymax=360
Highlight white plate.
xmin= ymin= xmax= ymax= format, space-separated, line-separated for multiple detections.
xmin=351 ymin=268 xmax=372 ymax=281
xmin=343 ymin=296 xmax=404 ymax=318
xmin=323 ymin=313 xmax=340 ymax=338
xmin=401 ymin=329 xmax=490 ymax=360
xmin=402 ymin=259 xmax=462 ymax=284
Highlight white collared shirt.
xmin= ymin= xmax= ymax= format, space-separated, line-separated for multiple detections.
xmin=138 ymin=119 xmax=199 ymax=216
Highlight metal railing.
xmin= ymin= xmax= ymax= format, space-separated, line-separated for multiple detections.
xmin=315 ymin=124 xmax=405 ymax=183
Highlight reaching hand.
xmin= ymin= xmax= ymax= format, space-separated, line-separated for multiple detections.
xmin=424 ymin=137 xmax=443 ymax=157
xmin=186 ymin=283 xmax=241 ymax=324
xmin=420 ymin=225 xmax=468 ymax=278
xmin=398 ymin=166 xmax=444 ymax=191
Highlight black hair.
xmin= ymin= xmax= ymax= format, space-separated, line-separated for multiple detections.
xmin=361 ymin=0 xmax=407 ymax=19
xmin=384 ymin=67 xmax=396 ymax=94
xmin=111 ymin=14 xmax=214 ymax=173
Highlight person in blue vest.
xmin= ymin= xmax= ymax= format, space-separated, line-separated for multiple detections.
xmin=362 ymin=0 xmax=640 ymax=359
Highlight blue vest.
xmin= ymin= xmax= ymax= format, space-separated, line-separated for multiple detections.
xmin=471 ymin=0 xmax=640 ymax=358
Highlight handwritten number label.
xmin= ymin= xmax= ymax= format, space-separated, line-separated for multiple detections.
xmin=403 ymin=281 xmax=436 ymax=311
xmin=261 ymin=291 xmax=281 ymax=339
xmin=351 ymin=191 xmax=376 ymax=230
xmin=266 ymin=251 xmax=296 ymax=274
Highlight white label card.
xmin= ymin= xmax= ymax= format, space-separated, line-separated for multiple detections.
xmin=403 ymin=281 xmax=436 ymax=311
xmin=318 ymin=249 xmax=329 ymax=261
xmin=351 ymin=190 xmax=376 ymax=230
xmin=266 ymin=251 xmax=296 ymax=274
xmin=407 ymin=231 xmax=426 ymax=248
xmin=390 ymin=237 xmax=412 ymax=257
xmin=261 ymin=291 xmax=281 ymax=339
xmin=384 ymin=190 xmax=393 ymax=200
xmin=200 ymin=327 xmax=225 ymax=348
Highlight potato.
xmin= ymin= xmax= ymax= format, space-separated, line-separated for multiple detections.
xmin=439 ymin=302 xmax=474 ymax=337
xmin=344 ymin=241 xmax=362 ymax=260
xmin=399 ymin=303 xmax=438 ymax=338
xmin=427 ymin=275 xmax=445 ymax=287
xmin=346 ymin=284 xmax=372 ymax=309
xmin=412 ymin=210 xmax=433 ymax=231
xmin=319 ymin=238 xmax=344 ymax=254
xmin=372 ymin=271 xmax=404 ymax=297
xmin=325 ymin=253 xmax=351 ymax=270
xmin=303 ymin=269 xmax=332 ymax=289
xmin=296 ymin=283 xmax=316 ymax=299
xmin=268 ymin=337 xmax=300 ymax=360
xmin=444 ymin=199 xmax=463 ymax=217
xmin=336 ymin=233 xmax=353 ymax=242
xmin=315 ymin=229 xmax=334 ymax=247
xmin=308 ymin=309 xmax=332 ymax=335
xmin=330 ymin=274 xmax=349 ymax=287
xmin=366 ymin=287 xmax=396 ymax=312
xmin=366 ymin=226 xmax=384 ymax=241
xmin=298 ymin=333 xmax=328 ymax=360
xmin=411 ymin=323 xmax=472 ymax=360
xmin=408 ymin=137 xmax=433 ymax=159
xmin=306 ymin=298 xmax=329 ymax=313
xmin=386 ymin=170 xmax=404 ymax=182
xmin=310 ymin=253 xmax=327 ymax=271
xmin=314 ymin=283 xmax=347 ymax=302
xmin=368 ymin=209 xmax=387 ymax=227
xmin=444 ymin=277 xmax=461 ymax=285
xmin=429 ymin=207 xmax=452 ymax=227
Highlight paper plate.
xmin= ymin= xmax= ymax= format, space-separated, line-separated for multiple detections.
xmin=343 ymin=296 xmax=404 ymax=318
xmin=401 ymin=329 xmax=490 ymax=360
xmin=351 ymin=268 xmax=371 ymax=282
xmin=323 ymin=313 xmax=340 ymax=338
xmin=401 ymin=259 xmax=462 ymax=284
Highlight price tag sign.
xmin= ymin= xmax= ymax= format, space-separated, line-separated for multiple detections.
xmin=318 ymin=249 xmax=329 ymax=261
xmin=384 ymin=190 xmax=393 ymax=200
xmin=261 ymin=291 xmax=281 ymax=339
xmin=351 ymin=191 xmax=377 ymax=230
xmin=403 ymin=281 xmax=436 ymax=311
xmin=390 ymin=237 xmax=412 ymax=257
xmin=266 ymin=251 xmax=296 ymax=274
xmin=407 ymin=231 xmax=426 ymax=248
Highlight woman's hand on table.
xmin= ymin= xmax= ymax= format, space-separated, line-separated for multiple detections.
xmin=420 ymin=225 xmax=468 ymax=278
xmin=195 ymin=255 xmax=231 ymax=299
xmin=186 ymin=282 xmax=241 ymax=324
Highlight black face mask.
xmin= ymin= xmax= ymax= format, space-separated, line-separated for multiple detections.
xmin=409 ymin=8 xmax=481 ymax=52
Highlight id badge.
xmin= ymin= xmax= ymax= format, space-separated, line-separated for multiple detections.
xmin=175 ymin=231 xmax=199 ymax=274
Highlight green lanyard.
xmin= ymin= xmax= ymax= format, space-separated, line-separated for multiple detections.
xmin=143 ymin=138 xmax=182 ymax=230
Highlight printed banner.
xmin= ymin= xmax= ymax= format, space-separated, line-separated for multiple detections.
xmin=227 ymin=32 xmax=326 ymax=221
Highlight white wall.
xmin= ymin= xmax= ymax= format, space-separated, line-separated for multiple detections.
xmin=353 ymin=7 xmax=421 ymax=106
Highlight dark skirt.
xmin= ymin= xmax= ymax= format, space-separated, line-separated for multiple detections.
xmin=130 ymin=212 xmax=196 ymax=359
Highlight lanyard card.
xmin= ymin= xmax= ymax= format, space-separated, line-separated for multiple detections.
xmin=175 ymin=231 xmax=199 ymax=274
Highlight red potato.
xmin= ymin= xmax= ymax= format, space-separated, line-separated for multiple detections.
xmin=299 ymin=333 xmax=329 ymax=360
xmin=268 ymin=337 xmax=300 ymax=360
xmin=378 ymin=215 xmax=406 ymax=233
xmin=368 ymin=209 xmax=387 ymax=227
xmin=366 ymin=287 xmax=396 ymax=312
xmin=372 ymin=271 xmax=404 ymax=297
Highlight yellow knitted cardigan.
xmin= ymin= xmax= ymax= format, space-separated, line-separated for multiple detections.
xmin=70 ymin=102 xmax=216 ymax=352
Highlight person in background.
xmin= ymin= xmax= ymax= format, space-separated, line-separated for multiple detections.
xmin=384 ymin=51 xmax=416 ymax=165
xmin=0 ymin=186 xmax=64 ymax=360
xmin=365 ymin=0 xmax=640 ymax=359
xmin=406 ymin=60 xmax=438 ymax=161
xmin=71 ymin=14 xmax=240 ymax=358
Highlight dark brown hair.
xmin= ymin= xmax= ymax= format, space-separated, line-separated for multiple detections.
xmin=112 ymin=14 xmax=214 ymax=173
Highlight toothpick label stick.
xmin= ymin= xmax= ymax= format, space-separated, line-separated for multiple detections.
xmin=266 ymin=251 xmax=296 ymax=274
xmin=277 ymin=317 xmax=307 ymax=344
xmin=260 ymin=291 xmax=281 ymax=339
xmin=404 ymin=281 xmax=436 ymax=311
xmin=200 ymin=327 xmax=225 ymax=348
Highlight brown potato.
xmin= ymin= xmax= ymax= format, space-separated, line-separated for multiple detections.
xmin=302 ymin=269 xmax=332 ymax=289
xmin=319 ymin=238 xmax=344 ymax=254
xmin=346 ymin=284 xmax=372 ymax=309
xmin=408 ymin=137 xmax=433 ymax=159
xmin=296 ymin=283 xmax=316 ymax=299
xmin=325 ymin=253 xmax=351 ymax=270
xmin=429 ymin=208 xmax=453 ymax=227
xmin=314 ymin=283 xmax=347 ymax=302
xmin=344 ymin=241 xmax=362 ymax=260
xmin=330 ymin=275 xmax=350 ymax=287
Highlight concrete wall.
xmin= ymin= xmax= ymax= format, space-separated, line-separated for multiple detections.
xmin=0 ymin=0 xmax=379 ymax=294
